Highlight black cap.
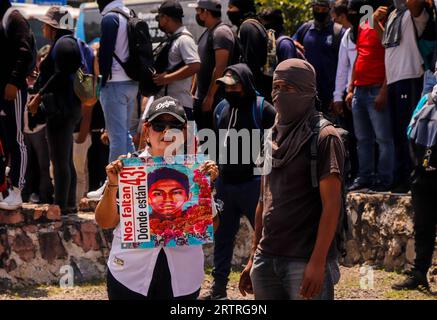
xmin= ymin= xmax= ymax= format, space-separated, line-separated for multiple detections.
xmin=155 ymin=0 xmax=184 ymax=19
xmin=146 ymin=96 xmax=187 ymax=123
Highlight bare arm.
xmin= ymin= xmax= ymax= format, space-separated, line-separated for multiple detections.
xmin=75 ymin=105 xmax=93 ymax=144
xmin=202 ymin=48 xmax=230 ymax=112
xmin=153 ymin=63 xmax=201 ymax=86
xmin=95 ymin=160 xmax=124 ymax=229
xmin=300 ymin=174 xmax=342 ymax=299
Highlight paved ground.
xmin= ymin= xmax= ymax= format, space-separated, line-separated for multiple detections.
xmin=0 ymin=266 xmax=436 ymax=300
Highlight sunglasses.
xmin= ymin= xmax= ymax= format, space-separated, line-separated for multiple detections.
xmin=149 ymin=121 xmax=185 ymax=132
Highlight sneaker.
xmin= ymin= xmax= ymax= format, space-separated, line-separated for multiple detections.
xmin=29 ymin=193 xmax=40 ymax=204
xmin=392 ymin=270 xmax=430 ymax=292
xmin=86 ymin=182 xmax=107 ymax=200
xmin=199 ymin=283 xmax=228 ymax=300
xmin=0 ymin=187 xmax=23 ymax=210
xmin=348 ymin=180 xmax=371 ymax=192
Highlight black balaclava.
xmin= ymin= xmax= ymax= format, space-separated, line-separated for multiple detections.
xmin=228 ymin=0 xmax=257 ymax=27
xmin=0 ymin=0 xmax=11 ymax=17
xmin=347 ymin=0 xmax=368 ymax=43
xmin=97 ymin=0 xmax=113 ymax=13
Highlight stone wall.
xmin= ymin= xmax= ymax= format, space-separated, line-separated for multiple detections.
xmin=0 ymin=194 xmax=436 ymax=288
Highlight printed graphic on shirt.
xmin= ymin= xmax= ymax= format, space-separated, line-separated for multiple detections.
xmin=119 ymin=155 xmax=214 ymax=249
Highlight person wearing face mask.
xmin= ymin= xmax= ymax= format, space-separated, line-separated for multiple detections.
xmin=238 ymin=59 xmax=346 ymax=300
xmin=259 ymin=8 xmax=302 ymax=63
xmin=292 ymin=0 xmax=346 ymax=116
xmin=381 ymin=0 xmax=431 ymax=193
xmin=345 ymin=0 xmax=395 ymax=192
xmin=199 ymin=63 xmax=276 ymax=300
xmin=153 ymin=0 xmax=201 ymax=121
xmin=193 ymin=0 xmax=237 ymax=131
xmin=227 ymin=0 xmax=272 ymax=102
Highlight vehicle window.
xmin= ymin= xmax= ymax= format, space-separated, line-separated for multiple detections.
xmin=28 ymin=19 xmax=51 ymax=49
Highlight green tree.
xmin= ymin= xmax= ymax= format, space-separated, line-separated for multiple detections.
xmin=256 ymin=0 xmax=313 ymax=35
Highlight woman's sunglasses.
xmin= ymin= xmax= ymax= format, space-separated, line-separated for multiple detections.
xmin=149 ymin=121 xmax=185 ymax=132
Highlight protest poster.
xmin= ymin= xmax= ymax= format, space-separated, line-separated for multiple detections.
xmin=118 ymin=155 xmax=214 ymax=249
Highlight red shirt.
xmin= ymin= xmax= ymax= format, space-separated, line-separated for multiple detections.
xmin=354 ymin=23 xmax=386 ymax=86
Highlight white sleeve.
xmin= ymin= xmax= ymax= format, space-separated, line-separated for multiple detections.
xmin=178 ymin=35 xmax=201 ymax=65
xmin=333 ymin=31 xmax=350 ymax=102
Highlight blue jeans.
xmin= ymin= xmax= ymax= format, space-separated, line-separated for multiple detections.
xmin=212 ymin=177 xmax=260 ymax=287
xmin=422 ymin=70 xmax=436 ymax=96
xmin=352 ymin=86 xmax=394 ymax=185
xmin=250 ymin=252 xmax=340 ymax=300
xmin=100 ymin=81 xmax=138 ymax=162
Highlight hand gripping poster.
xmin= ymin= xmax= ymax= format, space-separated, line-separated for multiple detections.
xmin=118 ymin=155 xmax=214 ymax=249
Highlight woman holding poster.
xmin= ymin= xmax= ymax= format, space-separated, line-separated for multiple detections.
xmin=95 ymin=96 xmax=218 ymax=300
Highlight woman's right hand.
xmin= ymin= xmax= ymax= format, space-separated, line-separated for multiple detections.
xmin=27 ymin=93 xmax=41 ymax=115
xmin=106 ymin=160 xmax=123 ymax=185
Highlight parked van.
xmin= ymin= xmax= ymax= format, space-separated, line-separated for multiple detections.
xmin=11 ymin=3 xmax=79 ymax=49
xmin=75 ymin=0 xmax=230 ymax=45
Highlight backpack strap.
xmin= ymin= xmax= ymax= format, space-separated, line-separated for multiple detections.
xmin=109 ymin=7 xmax=132 ymax=20
xmin=252 ymin=95 xmax=265 ymax=130
xmin=310 ymin=114 xmax=333 ymax=188
xmin=297 ymin=21 xmax=313 ymax=46
xmin=332 ymin=22 xmax=343 ymax=53
xmin=213 ymin=99 xmax=229 ymax=130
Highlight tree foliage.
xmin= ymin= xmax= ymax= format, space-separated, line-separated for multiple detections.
xmin=256 ymin=0 xmax=313 ymax=35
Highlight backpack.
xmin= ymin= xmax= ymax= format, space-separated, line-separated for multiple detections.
xmin=205 ymin=22 xmax=241 ymax=66
xmin=109 ymin=8 xmax=155 ymax=96
xmin=2 ymin=7 xmax=37 ymax=78
xmin=150 ymin=31 xmax=194 ymax=96
xmin=409 ymin=97 xmax=437 ymax=174
xmin=276 ymin=35 xmax=306 ymax=61
xmin=296 ymin=21 xmax=343 ymax=55
xmin=239 ymin=18 xmax=271 ymax=76
xmin=54 ymin=35 xmax=98 ymax=106
xmin=309 ymin=113 xmax=350 ymax=257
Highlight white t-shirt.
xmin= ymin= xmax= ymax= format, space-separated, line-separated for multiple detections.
xmin=107 ymin=149 xmax=205 ymax=298
xmin=157 ymin=27 xmax=200 ymax=108
xmin=385 ymin=9 xmax=429 ymax=85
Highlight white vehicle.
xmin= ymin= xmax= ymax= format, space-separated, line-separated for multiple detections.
xmin=11 ymin=3 xmax=80 ymax=49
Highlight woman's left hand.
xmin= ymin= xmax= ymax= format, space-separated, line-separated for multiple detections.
xmin=200 ymin=160 xmax=219 ymax=182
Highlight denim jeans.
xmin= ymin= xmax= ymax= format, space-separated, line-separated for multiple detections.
xmin=100 ymin=81 xmax=138 ymax=162
xmin=212 ymin=177 xmax=260 ymax=288
xmin=352 ymin=85 xmax=394 ymax=185
xmin=422 ymin=70 xmax=436 ymax=96
xmin=250 ymin=252 xmax=340 ymax=300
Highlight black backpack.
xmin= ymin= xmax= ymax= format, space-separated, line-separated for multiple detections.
xmin=309 ymin=113 xmax=350 ymax=257
xmin=149 ymin=31 xmax=194 ymax=95
xmin=110 ymin=8 xmax=155 ymax=96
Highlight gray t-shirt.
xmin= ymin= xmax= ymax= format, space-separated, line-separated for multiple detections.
xmin=157 ymin=27 xmax=200 ymax=108
xmin=195 ymin=23 xmax=235 ymax=102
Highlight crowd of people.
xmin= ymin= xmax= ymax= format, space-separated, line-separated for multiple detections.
xmin=0 ymin=0 xmax=436 ymax=300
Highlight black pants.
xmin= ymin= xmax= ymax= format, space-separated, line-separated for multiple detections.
xmin=0 ymin=90 xmax=27 ymax=190
xmin=46 ymin=115 xmax=79 ymax=211
xmin=412 ymin=173 xmax=437 ymax=274
xmin=387 ymin=77 xmax=423 ymax=185
xmin=107 ymin=249 xmax=200 ymax=300
xmin=87 ymin=131 xmax=109 ymax=191
xmin=23 ymin=129 xmax=53 ymax=203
